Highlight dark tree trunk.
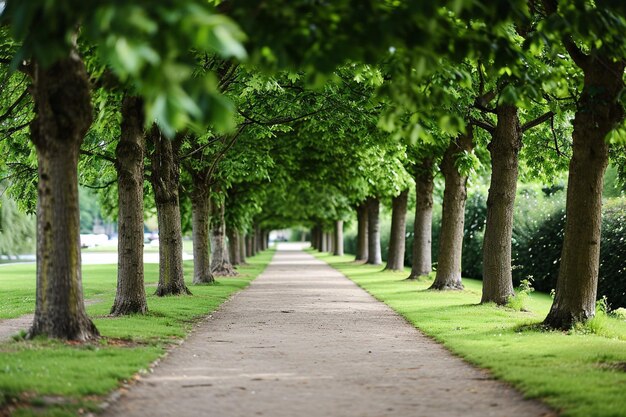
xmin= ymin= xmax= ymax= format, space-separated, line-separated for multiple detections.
xmin=312 ymin=224 xmax=322 ymax=250
xmin=386 ymin=189 xmax=409 ymax=271
xmin=430 ymin=127 xmax=474 ymax=290
xmin=263 ymin=230 xmax=270 ymax=250
xmin=149 ymin=128 xmax=190 ymax=296
xmin=191 ymin=173 xmax=213 ymax=284
xmin=333 ymin=220 xmax=344 ymax=256
xmin=210 ymin=196 xmax=237 ymax=276
xmin=239 ymin=232 xmax=247 ymax=264
xmin=481 ymin=104 xmax=520 ymax=305
xmin=407 ymin=158 xmax=434 ymax=280
xmin=544 ymin=58 xmax=625 ymax=329
xmin=355 ymin=203 xmax=369 ymax=261
xmin=247 ymin=233 xmax=255 ymax=257
xmin=254 ymin=224 xmax=261 ymax=253
xmin=366 ymin=197 xmax=382 ymax=265
xmin=111 ymin=96 xmax=148 ymax=315
xmin=28 ymin=56 xmax=99 ymax=340
xmin=227 ymin=228 xmax=242 ymax=266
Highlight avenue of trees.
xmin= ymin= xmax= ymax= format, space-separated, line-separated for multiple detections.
xmin=0 ymin=0 xmax=625 ymax=339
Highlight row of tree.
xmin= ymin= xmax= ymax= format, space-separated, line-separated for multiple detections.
xmin=0 ymin=0 xmax=625 ymax=341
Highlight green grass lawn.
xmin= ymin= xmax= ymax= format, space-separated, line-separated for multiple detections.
xmin=0 ymin=249 xmax=274 ymax=416
xmin=313 ymin=251 xmax=626 ymax=417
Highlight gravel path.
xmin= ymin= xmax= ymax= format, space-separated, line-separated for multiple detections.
xmin=101 ymin=244 xmax=554 ymax=417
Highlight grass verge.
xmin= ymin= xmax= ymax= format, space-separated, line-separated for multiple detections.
xmin=312 ymin=251 xmax=626 ymax=417
xmin=0 ymin=249 xmax=274 ymax=416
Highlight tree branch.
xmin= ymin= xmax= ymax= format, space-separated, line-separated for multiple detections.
xmin=80 ymin=178 xmax=118 ymax=189
xmin=80 ymin=149 xmax=116 ymax=164
xmin=470 ymin=117 xmax=495 ymax=134
xmin=522 ymin=111 xmax=555 ymax=132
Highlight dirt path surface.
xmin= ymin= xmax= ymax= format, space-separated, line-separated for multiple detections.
xmin=101 ymin=244 xmax=554 ymax=417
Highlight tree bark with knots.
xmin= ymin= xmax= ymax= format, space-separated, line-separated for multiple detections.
xmin=430 ymin=127 xmax=474 ymax=291
xmin=386 ymin=189 xmax=409 ymax=271
xmin=28 ymin=54 xmax=99 ymax=340
xmin=149 ymin=128 xmax=190 ymax=296
xmin=546 ymin=55 xmax=624 ymax=327
xmin=111 ymin=96 xmax=148 ymax=315
xmin=407 ymin=158 xmax=434 ymax=280
xmin=480 ymin=104 xmax=520 ymax=305
xmin=355 ymin=203 xmax=369 ymax=262
xmin=366 ymin=197 xmax=382 ymax=265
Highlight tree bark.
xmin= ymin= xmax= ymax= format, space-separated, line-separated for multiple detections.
xmin=326 ymin=231 xmax=333 ymax=253
xmin=430 ymin=127 xmax=474 ymax=290
xmin=254 ymin=224 xmax=261 ymax=253
xmin=239 ymin=232 xmax=247 ymax=264
xmin=312 ymin=224 xmax=322 ymax=250
xmin=111 ymin=96 xmax=148 ymax=315
xmin=366 ymin=197 xmax=382 ymax=265
xmin=191 ymin=173 xmax=213 ymax=284
xmin=210 ymin=196 xmax=237 ymax=276
xmin=481 ymin=104 xmax=520 ymax=305
xmin=247 ymin=233 xmax=256 ymax=257
xmin=386 ymin=189 xmax=409 ymax=271
xmin=28 ymin=55 xmax=99 ymax=340
xmin=333 ymin=220 xmax=344 ymax=256
xmin=227 ymin=228 xmax=242 ymax=266
xmin=407 ymin=158 xmax=434 ymax=279
xmin=263 ymin=230 xmax=270 ymax=250
xmin=544 ymin=58 xmax=625 ymax=329
xmin=149 ymin=128 xmax=190 ymax=296
xmin=320 ymin=230 xmax=328 ymax=252
xmin=355 ymin=203 xmax=369 ymax=261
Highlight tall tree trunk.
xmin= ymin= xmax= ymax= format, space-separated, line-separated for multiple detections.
xmin=327 ymin=231 xmax=333 ymax=253
xmin=111 ymin=96 xmax=148 ymax=315
xmin=333 ymin=220 xmax=344 ymax=256
xmin=481 ymin=105 xmax=520 ymax=305
xmin=149 ymin=128 xmax=190 ymax=296
xmin=254 ymin=224 xmax=261 ymax=253
xmin=28 ymin=55 xmax=99 ymax=340
xmin=430 ymin=127 xmax=474 ymax=290
xmin=263 ymin=230 xmax=270 ymax=250
xmin=355 ymin=203 xmax=369 ymax=261
xmin=227 ymin=228 xmax=242 ymax=266
xmin=544 ymin=58 xmax=625 ymax=329
xmin=247 ymin=233 xmax=255 ymax=257
xmin=407 ymin=158 xmax=434 ymax=280
xmin=210 ymin=196 xmax=237 ymax=276
xmin=191 ymin=173 xmax=213 ymax=284
xmin=239 ymin=232 xmax=247 ymax=264
xmin=366 ymin=197 xmax=382 ymax=265
xmin=313 ymin=224 xmax=322 ymax=250
xmin=320 ymin=231 xmax=328 ymax=252
xmin=386 ymin=189 xmax=409 ymax=271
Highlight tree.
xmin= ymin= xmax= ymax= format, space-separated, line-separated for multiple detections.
xmin=149 ymin=128 xmax=191 ymax=295
xmin=539 ymin=0 xmax=626 ymax=328
xmin=429 ymin=127 xmax=475 ymax=290
xmin=406 ymin=155 xmax=436 ymax=280
xmin=111 ymin=95 xmax=148 ymax=314
xmin=385 ymin=189 xmax=409 ymax=271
